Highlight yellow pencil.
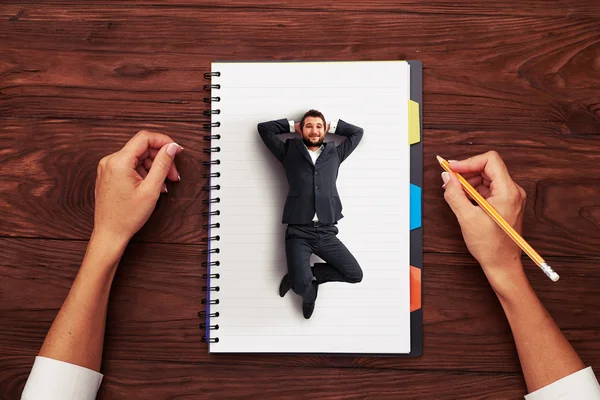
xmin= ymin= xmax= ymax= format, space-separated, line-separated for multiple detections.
xmin=437 ymin=155 xmax=559 ymax=282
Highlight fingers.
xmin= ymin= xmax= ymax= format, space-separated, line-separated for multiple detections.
xmin=447 ymin=151 xmax=512 ymax=193
xmin=123 ymin=130 xmax=176 ymax=157
xmin=459 ymin=171 xmax=491 ymax=182
xmin=475 ymin=185 xmax=491 ymax=198
xmin=136 ymin=165 xmax=169 ymax=193
xmin=140 ymin=149 xmax=180 ymax=182
xmin=442 ymin=171 xmax=475 ymax=218
xmin=141 ymin=142 xmax=183 ymax=193
xmin=136 ymin=148 xmax=156 ymax=163
xmin=466 ymin=176 xmax=482 ymax=188
xmin=445 ymin=174 xmax=492 ymax=199
xmin=135 ymin=165 xmax=148 ymax=179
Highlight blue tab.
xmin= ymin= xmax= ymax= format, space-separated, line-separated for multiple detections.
xmin=410 ymin=184 xmax=422 ymax=230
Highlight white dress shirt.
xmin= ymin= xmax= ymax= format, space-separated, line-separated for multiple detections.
xmin=525 ymin=367 xmax=600 ymax=399
xmin=288 ymin=118 xmax=338 ymax=223
xmin=305 ymin=144 xmax=324 ymax=222
xmin=22 ymin=356 xmax=103 ymax=400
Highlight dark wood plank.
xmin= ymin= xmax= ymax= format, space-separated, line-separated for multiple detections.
xmin=3 ymin=0 xmax=600 ymax=18
xmin=1 ymin=356 xmax=527 ymax=400
xmin=2 ymin=238 xmax=599 ymax=376
xmin=0 ymin=6 xmax=599 ymax=129
xmin=0 ymin=48 xmax=207 ymax=121
xmin=0 ymin=119 xmax=209 ymax=243
xmin=3 ymin=119 xmax=600 ymax=258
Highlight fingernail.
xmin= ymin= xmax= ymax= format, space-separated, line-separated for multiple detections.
xmin=178 ymin=174 xmax=181 ymax=181
xmin=166 ymin=143 xmax=179 ymax=157
xmin=441 ymin=172 xmax=450 ymax=187
xmin=178 ymin=145 xmax=184 ymax=151
xmin=449 ymin=160 xmax=458 ymax=163
xmin=163 ymin=183 xmax=168 ymax=193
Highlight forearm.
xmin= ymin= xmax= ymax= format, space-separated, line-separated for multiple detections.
xmin=39 ymin=230 xmax=126 ymax=372
xmin=334 ymin=119 xmax=363 ymax=161
xmin=257 ymin=119 xmax=293 ymax=136
xmin=257 ymin=119 xmax=292 ymax=161
xmin=493 ymin=268 xmax=584 ymax=392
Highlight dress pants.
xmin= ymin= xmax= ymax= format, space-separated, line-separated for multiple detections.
xmin=285 ymin=224 xmax=363 ymax=303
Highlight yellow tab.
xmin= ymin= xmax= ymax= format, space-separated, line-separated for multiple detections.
xmin=408 ymin=100 xmax=420 ymax=145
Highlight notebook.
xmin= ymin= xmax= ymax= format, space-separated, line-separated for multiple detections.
xmin=200 ymin=61 xmax=423 ymax=355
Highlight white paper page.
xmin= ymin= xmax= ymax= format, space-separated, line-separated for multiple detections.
xmin=206 ymin=61 xmax=411 ymax=354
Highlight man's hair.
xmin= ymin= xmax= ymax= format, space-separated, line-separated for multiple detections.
xmin=300 ymin=109 xmax=326 ymax=130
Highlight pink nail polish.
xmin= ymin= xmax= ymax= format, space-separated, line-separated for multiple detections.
xmin=166 ymin=143 xmax=179 ymax=157
xmin=441 ymin=172 xmax=450 ymax=185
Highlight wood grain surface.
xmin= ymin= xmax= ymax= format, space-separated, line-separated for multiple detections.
xmin=3 ymin=0 xmax=600 ymax=18
xmin=1 ymin=1 xmax=599 ymax=399
xmin=2 ymin=355 xmax=530 ymax=400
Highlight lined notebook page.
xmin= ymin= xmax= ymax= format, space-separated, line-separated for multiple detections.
xmin=208 ymin=61 xmax=411 ymax=354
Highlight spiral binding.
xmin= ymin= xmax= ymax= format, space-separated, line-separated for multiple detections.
xmin=204 ymin=134 xmax=221 ymax=141
xmin=202 ymin=197 xmax=220 ymax=205
xmin=198 ymin=310 xmax=220 ymax=318
xmin=202 ymin=260 xmax=220 ymax=267
xmin=202 ymin=122 xmax=221 ymax=131
xmin=200 ymin=323 xmax=219 ymax=330
xmin=200 ymin=70 xmax=221 ymax=344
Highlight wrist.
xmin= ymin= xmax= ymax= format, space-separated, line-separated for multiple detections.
xmin=91 ymin=226 xmax=130 ymax=250
xmin=86 ymin=229 xmax=128 ymax=271
xmin=481 ymin=262 xmax=531 ymax=304
xmin=494 ymin=274 xmax=540 ymax=327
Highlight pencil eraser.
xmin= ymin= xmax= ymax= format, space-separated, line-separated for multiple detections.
xmin=550 ymin=272 xmax=560 ymax=282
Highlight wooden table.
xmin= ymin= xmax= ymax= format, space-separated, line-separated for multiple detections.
xmin=1 ymin=1 xmax=600 ymax=398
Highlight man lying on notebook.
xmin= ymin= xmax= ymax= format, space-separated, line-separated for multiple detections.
xmin=257 ymin=110 xmax=364 ymax=319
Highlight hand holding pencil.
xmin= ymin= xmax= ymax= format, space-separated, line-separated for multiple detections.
xmin=439 ymin=151 xmax=559 ymax=289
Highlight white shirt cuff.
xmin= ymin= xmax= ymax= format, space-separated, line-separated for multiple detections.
xmin=328 ymin=118 xmax=339 ymax=133
xmin=288 ymin=120 xmax=295 ymax=133
xmin=524 ymin=366 xmax=600 ymax=400
xmin=22 ymin=356 xmax=103 ymax=400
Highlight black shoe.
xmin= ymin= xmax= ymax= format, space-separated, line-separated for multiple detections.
xmin=302 ymin=282 xmax=318 ymax=319
xmin=279 ymin=274 xmax=291 ymax=298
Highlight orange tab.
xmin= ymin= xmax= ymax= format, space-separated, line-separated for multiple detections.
xmin=410 ymin=266 xmax=422 ymax=312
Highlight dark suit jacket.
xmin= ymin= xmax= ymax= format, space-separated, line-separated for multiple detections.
xmin=257 ymin=118 xmax=363 ymax=225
